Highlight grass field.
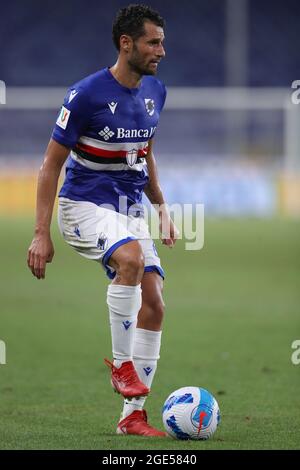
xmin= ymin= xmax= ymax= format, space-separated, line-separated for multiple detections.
xmin=0 ymin=216 xmax=299 ymax=450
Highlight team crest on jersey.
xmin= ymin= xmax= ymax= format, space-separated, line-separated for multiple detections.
xmin=144 ymin=98 xmax=155 ymax=116
xmin=96 ymin=232 xmax=108 ymax=251
xmin=126 ymin=149 xmax=138 ymax=167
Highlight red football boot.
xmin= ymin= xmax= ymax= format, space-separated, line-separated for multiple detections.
xmin=117 ymin=410 xmax=167 ymax=437
xmin=104 ymin=359 xmax=150 ymax=399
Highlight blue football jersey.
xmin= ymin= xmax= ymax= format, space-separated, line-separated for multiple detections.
xmin=52 ymin=67 xmax=166 ymax=214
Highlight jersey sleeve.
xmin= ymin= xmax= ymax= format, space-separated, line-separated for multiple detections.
xmin=52 ymin=87 xmax=92 ymax=148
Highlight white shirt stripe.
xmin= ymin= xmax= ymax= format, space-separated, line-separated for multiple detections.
xmin=79 ymin=135 xmax=149 ymax=152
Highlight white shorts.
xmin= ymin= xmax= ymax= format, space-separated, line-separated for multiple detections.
xmin=57 ymin=198 xmax=164 ymax=280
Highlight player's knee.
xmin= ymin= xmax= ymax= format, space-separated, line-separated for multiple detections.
xmin=119 ymin=252 xmax=145 ymax=282
xmin=110 ymin=241 xmax=145 ymax=283
xmin=125 ymin=253 xmax=145 ymax=274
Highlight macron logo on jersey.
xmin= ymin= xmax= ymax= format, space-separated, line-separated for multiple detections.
xmin=108 ymin=101 xmax=118 ymax=114
xmin=56 ymin=106 xmax=71 ymax=130
xmin=68 ymin=90 xmax=78 ymax=103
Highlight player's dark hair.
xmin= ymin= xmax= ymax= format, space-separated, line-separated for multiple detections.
xmin=112 ymin=4 xmax=165 ymax=51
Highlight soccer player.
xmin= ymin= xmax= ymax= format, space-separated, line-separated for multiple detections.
xmin=27 ymin=4 xmax=178 ymax=437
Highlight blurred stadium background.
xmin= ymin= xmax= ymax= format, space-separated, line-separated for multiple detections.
xmin=1 ymin=0 xmax=300 ymax=215
xmin=0 ymin=0 xmax=300 ymax=450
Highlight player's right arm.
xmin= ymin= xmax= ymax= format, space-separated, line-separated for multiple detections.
xmin=27 ymin=139 xmax=70 ymax=280
xmin=28 ymin=83 xmax=91 ymax=279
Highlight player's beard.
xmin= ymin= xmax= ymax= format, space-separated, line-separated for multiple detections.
xmin=127 ymin=43 xmax=156 ymax=76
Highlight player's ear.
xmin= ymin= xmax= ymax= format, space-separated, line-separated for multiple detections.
xmin=120 ymin=35 xmax=133 ymax=53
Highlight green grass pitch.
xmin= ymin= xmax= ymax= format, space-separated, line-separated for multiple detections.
xmin=0 ymin=216 xmax=299 ymax=450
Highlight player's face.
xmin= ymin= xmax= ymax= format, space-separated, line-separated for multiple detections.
xmin=128 ymin=21 xmax=165 ymax=76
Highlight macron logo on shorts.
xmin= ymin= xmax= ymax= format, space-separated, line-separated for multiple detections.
xmin=56 ymin=106 xmax=71 ymax=130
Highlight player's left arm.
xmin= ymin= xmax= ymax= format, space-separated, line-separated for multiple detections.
xmin=144 ymin=139 xmax=179 ymax=247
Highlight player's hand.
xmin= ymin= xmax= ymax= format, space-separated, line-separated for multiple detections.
xmin=160 ymin=213 xmax=179 ymax=248
xmin=27 ymin=234 xmax=54 ymax=279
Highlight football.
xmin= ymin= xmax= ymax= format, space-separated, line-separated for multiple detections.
xmin=162 ymin=386 xmax=221 ymax=440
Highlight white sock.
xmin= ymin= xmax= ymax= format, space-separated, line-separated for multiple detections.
xmin=107 ymin=284 xmax=142 ymax=364
xmin=121 ymin=328 xmax=162 ymax=419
